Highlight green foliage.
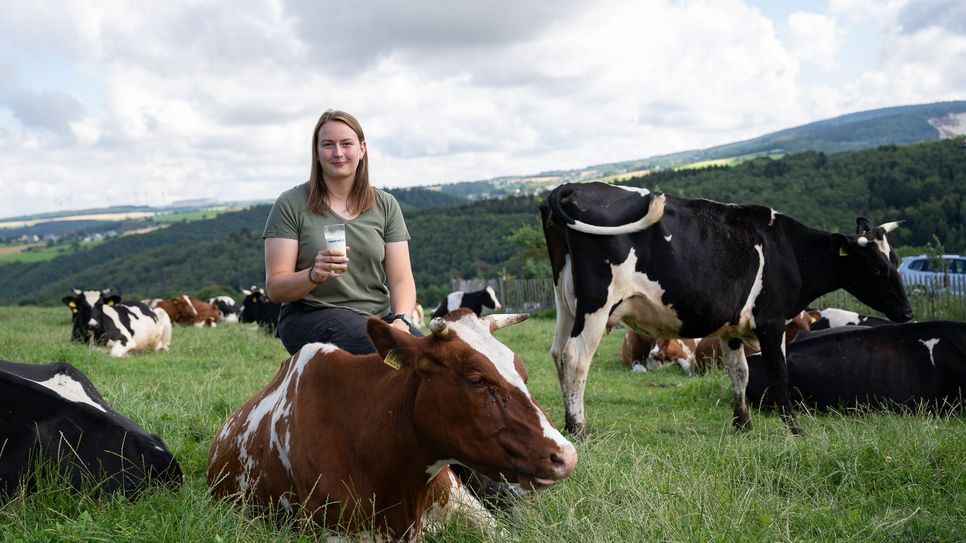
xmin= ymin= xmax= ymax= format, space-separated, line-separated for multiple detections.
xmin=1 ymin=308 xmax=963 ymax=542
xmin=622 ymin=138 xmax=966 ymax=251
xmin=2 ymin=138 xmax=966 ymax=306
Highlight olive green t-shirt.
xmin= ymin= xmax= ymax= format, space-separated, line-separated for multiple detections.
xmin=262 ymin=183 xmax=410 ymax=316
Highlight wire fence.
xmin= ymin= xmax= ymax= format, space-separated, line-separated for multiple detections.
xmin=452 ymin=274 xmax=966 ymax=321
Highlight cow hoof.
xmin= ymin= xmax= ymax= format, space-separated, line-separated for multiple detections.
xmin=787 ymin=421 xmax=807 ymax=436
xmin=565 ymin=421 xmax=587 ymax=439
xmin=732 ymin=414 xmax=753 ymax=432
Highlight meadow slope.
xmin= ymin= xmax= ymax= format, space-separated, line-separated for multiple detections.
xmin=0 ymin=307 xmax=963 ymax=542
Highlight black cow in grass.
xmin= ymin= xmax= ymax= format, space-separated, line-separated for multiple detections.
xmin=747 ymin=321 xmax=966 ymax=411
xmin=431 ymin=286 xmax=502 ymax=319
xmin=240 ymin=286 xmax=281 ymax=332
xmin=541 ymin=182 xmax=913 ymax=435
xmin=0 ymin=360 xmax=182 ymax=501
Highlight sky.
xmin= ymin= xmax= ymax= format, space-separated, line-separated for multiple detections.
xmin=1 ymin=0 xmax=964 ymax=219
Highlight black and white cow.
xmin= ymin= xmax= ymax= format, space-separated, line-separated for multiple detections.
xmin=240 ymin=286 xmax=281 ymax=332
xmin=208 ymin=295 xmax=241 ymax=323
xmin=0 ymin=360 xmax=182 ymax=500
xmin=62 ymin=288 xmax=112 ymax=343
xmin=806 ymin=307 xmax=893 ymax=330
xmin=746 ymin=321 xmax=966 ymax=411
xmin=431 ymin=287 xmax=502 ymax=319
xmin=80 ymin=293 xmax=172 ymax=357
xmin=541 ymin=182 xmax=913 ymax=435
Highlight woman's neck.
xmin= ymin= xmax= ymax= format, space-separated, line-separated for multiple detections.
xmin=324 ymin=177 xmax=356 ymax=218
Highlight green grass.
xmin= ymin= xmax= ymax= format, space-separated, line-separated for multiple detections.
xmin=1 ymin=307 xmax=963 ymax=542
xmin=0 ymin=242 xmax=104 ymax=265
xmin=153 ymin=207 xmax=239 ymax=224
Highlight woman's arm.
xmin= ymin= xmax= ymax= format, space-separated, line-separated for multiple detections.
xmin=264 ymin=238 xmax=347 ymax=302
xmin=385 ymin=240 xmax=417 ymax=331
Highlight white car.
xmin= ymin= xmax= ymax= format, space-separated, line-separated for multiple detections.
xmin=897 ymin=254 xmax=966 ymax=295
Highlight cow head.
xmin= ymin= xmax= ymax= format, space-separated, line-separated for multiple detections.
xmin=831 ymin=217 xmax=913 ymax=322
xmin=240 ymin=286 xmax=266 ymax=323
xmin=62 ymin=288 xmax=112 ymax=343
xmin=483 ymin=286 xmax=502 ymax=312
xmin=173 ymin=295 xmax=199 ymax=319
xmin=365 ymin=309 xmax=577 ymax=490
xmin=86 ymin=293 xmax=123 ymax=336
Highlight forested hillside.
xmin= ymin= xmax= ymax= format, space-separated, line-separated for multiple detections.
xmin=621 ymin=138 xmax=966 ymax=251
xmin=1 ymin=137 xmax=964 ymax=307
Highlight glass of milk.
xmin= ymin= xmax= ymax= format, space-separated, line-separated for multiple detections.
xmin=323 ymin=224 xmax=347 ymax=273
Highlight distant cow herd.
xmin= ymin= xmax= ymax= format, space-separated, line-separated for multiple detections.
xmin=3 ymin=181 xmax=964 ymax=540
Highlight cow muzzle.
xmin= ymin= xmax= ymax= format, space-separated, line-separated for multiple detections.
xmin=517 ymin=444 xmax=578 ymax=490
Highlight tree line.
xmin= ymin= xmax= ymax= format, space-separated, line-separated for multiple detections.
xmin=1 ymin=137 xmax=963 ymax=308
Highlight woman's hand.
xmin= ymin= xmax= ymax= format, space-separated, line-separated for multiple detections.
xmin=312 ymin=246 xmax=350 ymax=281
xmin=390 ymin=318 xmax=412 ymax=333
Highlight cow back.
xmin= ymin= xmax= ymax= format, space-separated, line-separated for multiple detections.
xmin=0 ymin=360 xmax=182 ymax=499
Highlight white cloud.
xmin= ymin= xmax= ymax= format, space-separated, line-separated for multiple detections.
xmin=0 ymin=0 xmax=962 ymax=218
xmin=786 ymin=12 xmax=841 ymax=70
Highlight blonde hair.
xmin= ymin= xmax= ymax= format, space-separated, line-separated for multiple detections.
xmin=307 ymin=109 xmax=376 ymax=216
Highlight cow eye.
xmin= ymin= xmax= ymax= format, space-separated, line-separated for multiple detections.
xmin=467 ymin=374 xmax=486 ymax=387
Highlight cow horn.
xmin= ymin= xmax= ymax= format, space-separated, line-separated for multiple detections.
xmin=857 ymin=236 xmax=870 ymax=247
xmin=429 ymin=317 xmax=449 ymax=337
xmin=483 ymin=313 xmax=529 ymax=332
xmin=878 ymin=220 xmax=902 ymax=234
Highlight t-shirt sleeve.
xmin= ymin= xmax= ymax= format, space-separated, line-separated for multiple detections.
xmin=262 ymin=191 xmax=300 ymax=240
xmin=383 ymin=193 xmax=410 ymax=243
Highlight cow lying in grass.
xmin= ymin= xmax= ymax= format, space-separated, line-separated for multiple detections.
xmin=207 ymin=310 xmax=577 ymax=540
xmin=64 ymin=289 xmax=171 ymax=357
xmin=0 ymin=360 xmax=182 ymax=501
xmin=747 ymin=321 xmax=966 ymax=412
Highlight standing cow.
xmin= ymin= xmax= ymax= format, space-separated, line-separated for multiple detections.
xmin=207 ymin=310 xmax=577 ymax=539
xmin=240 ymin=286 xmax=281 ymax=332
xmin=431 ymin=286 xmax=502 ymax=319
xmin=541 ymin=182 xmax=912 ymax=435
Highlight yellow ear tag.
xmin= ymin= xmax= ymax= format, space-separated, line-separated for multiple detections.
xmin=68 ymin=301 xmax=76 ymax=308
xmin=838 ymin=247 xmax=848 ymax=256
xmin=107 ymin=300 xmax=115 ymax=306
xmin=383 ymin=349 xmax=402 ymax=370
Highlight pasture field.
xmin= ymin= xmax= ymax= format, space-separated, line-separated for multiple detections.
xmin=0 ymin=307 xmax=963 ymax=542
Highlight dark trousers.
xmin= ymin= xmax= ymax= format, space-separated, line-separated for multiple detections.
xmin=277 ymin=303 xmax=423 ymax=355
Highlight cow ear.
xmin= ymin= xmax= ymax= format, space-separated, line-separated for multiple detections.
xmin=366 ymin=317 xmax=422 ymax=371
xmin=855 ymin=217 xmax=873 ymax=236
xmin=830 ymin=233 xmax=851 ymax=257
xmin=105 ymin=295 xmax=122 ymax=306
xmin=62 ymin=296 xmax=75 ymax=306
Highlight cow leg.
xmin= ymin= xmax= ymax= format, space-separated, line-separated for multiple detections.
xmin=757 ymin=328 xmax=805 ymax=436
xmin=721 ymin=338 xmax=752 ymax=431
xmin=556 ymin=310 xmax=609 ymax=436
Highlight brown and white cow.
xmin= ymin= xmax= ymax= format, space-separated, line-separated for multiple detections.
xmin=647 ymin=338 xmax=699 ymax=374
xmin=411 ymin=299 xmax=426 ymax=330
xmin=620 ymin=330 xmax=657 ymax=372
xmin=171 ymin=295 xmax=219 ymax=327
xmin=693 ymin=310 xmax=814 ymax=375
xmin=206 ymin=309 xmax=577 ymax=540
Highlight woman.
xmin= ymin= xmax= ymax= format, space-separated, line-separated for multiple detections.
xmin=263 ymin=109 xmax=420 ymax=355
